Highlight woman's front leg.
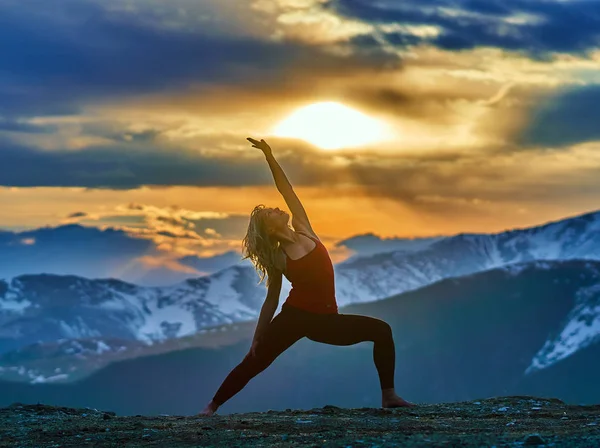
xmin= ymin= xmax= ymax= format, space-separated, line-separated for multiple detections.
xmin=306 ymin=313 xmax=416 ymax=408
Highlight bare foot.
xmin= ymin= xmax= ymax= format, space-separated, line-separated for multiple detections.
xmin=381 ymin=388 xmax=417 ymax=408
xmin=198 ymin=400 xmax=219 ymax=416
xmin=382 ymin=395 xmax=417 ymax=408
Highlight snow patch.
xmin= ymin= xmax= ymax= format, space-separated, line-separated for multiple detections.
xmin=96 ymin=340 xmax=111 ymax=354
xmin=526 ymin=283 xmax=600 ymax=374
xmin=31 ymin=373 xmax=69 ymax=384
xmin=0 ymin=296 xmax=31 ymax=312
xmin=135 ymin=292 xmax=197 ymax=342
xmin=203 ymin=269 xmax=257 ymax=316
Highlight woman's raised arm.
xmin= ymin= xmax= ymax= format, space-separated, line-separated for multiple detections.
xmin=247 ymin=137 xmax=315 ymax=233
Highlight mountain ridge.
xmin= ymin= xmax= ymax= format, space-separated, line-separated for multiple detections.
xmin=1 ymin=259 xmax=599 ymax=414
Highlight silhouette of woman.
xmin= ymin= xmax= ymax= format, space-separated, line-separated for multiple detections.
xmin=199 ymin=138 xmax=416 ymax=415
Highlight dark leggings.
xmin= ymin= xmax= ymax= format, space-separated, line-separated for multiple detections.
xmin=212 ymin=304 xmax=395 ymax=406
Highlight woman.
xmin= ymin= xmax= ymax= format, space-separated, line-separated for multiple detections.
xmin=200 ymin=138 xmax=416 ymax=416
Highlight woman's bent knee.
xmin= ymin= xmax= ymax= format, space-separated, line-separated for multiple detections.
xmin=376 ymin=321 xmax=393 ymax=340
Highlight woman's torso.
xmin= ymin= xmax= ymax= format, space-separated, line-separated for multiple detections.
xmin=280 ymin=232 xmax=338 ymax=314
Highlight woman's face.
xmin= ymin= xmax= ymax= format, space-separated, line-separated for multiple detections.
xmin=262 ymin=207 xmax=289 ymax=233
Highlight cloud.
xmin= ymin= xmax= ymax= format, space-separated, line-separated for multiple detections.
xmin=4 ymin=127 xmax=600 ymax=223
xmin=0 ymin=138 xmax=272 ymax=189
xmin=204 ymin=228 xmax=222 ymax=238
xmin=2 ymin=0 xmax=600 ymax=234
xmin=0 ymin=222 xmax=247 ymax=286
xmin=115 ymin=204 xmax=250 ymax=247
xmin=518 ymin=85 xmax=600 ymax=147
xmin=0 ymin=0 xmax=395 ymax=119
xmin=63 ymin=202 xmax=250 ymax=254
xmin=328 ymin=0 xmax=600 ymax=58
xmin=66 ymin=211 xmax=89 ymax=219
xmin=0 ymin=119 xmax=55 ymax=134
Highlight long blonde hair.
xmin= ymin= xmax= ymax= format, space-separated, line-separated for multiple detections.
xmin=242 ymin=204 xmax=282 ymax=288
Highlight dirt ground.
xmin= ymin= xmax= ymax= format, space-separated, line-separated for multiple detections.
xmin=1 ymin=396 xmax=599 ymax=447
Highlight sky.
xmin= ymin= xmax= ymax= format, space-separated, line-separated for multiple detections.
xmin=2 ymin=0 xmax=600 ymax=267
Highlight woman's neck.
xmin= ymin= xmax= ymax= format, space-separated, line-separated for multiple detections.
xmin=273 ymin=227 xmax=298 ymax=247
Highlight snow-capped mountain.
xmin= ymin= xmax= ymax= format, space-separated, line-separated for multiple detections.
xmin=2 ymin=259 xmax=599 ymax=410
xmin=334 ymin=209 xmax=600 ymax=304
xmin=1 ymin=209 xmax=600 ymax=356
xmin=0 ymin=267 xmax=267 ymax=354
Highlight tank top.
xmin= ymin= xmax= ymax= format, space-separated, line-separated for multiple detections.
xmin=281 ymin=232 xmax=339 ymax=314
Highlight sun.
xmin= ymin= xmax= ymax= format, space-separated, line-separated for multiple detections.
xmin=272 ymin=101 xmax=390 ymax=150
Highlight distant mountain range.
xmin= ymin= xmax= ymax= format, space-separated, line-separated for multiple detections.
xmin=1 ymin=259 xmax=598 ymax=415
xmin=2 ymin=209 xmax=599 ymax=291
xmin=1 ymin=209 xmax=600 ymax=364
xmin=334 ymin=209 xmax=600 ymax=303
xmin=0 ymin=267 xmax=265 ymax=355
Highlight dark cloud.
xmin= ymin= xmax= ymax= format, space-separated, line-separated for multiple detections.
xmin=518 ymin=85 xmax=600 ymax=147
xmin=329 ymin=0 xmax=600 ymax=57
xmin=79 ymin=124 xmax=163 ymax=145
xmin=0 ymin=0 xmax=396 ymax=119
xmin=0 ymin=138 xmax=271 ymax=189
xmin=1 ymin=135 xmax=600 ymax=220
xmin=275 ymin=145 xmax=600 ymax=218
xmin=0 ymin=135 xmax=334 ymax=189
xmin=6 ymin=130 xmax=600 ymax=212
xmin=0 ymin=223 xmax=243 ymax=286
xmin=0 ymin=223 xmax=157 ymax=279
xmin=340 ymin=86 xmax=471 ymax=124
xmin=189 ymin=215 xmax=250 ymax=239
xmin=0 ymin=119 xmax=55 ymax=134
xmin=461 ymin=1 xmax=510 ymax=16
xmin=96 ymin=209 xmax=250 ymax=240
xmin=2 ymin=129 xmax=599 ymax=218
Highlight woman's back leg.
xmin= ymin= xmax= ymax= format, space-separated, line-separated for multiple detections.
xmin=211 ymin=309 xmax=307 ymax=407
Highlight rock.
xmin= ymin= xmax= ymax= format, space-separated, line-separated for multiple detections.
xmin=524 ymin=433 xmax=546 ymax=445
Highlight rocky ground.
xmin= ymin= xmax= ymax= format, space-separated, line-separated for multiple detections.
xmin=1 ymin=396 xmax=599 ymax=447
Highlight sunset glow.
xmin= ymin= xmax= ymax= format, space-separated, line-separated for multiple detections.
xmin=1 ymin=0 xmax=600 ymax=281
xmin=272 ymin=102 xmax=390 ymax=150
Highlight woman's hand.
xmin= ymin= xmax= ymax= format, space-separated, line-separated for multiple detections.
xmin=247 ymin=137 xmax=272 ymax=156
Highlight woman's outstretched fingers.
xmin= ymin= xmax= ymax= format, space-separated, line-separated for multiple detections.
xmin=246 ymin=137 xmax=271 ymax=154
